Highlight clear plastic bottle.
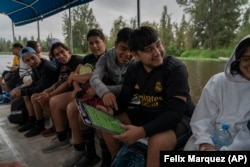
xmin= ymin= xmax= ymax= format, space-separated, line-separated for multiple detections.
xmin=212 ymin=123 xmax=232 ymax=150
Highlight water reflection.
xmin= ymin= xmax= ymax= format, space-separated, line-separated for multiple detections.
xmin=0 ymin=55 xmax=13 ymax=75
xmin=182 ymin=59 xmax=226 ymax=104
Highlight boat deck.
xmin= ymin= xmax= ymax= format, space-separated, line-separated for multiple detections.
xmin=0 ymin=104 xmax=101 ymax=167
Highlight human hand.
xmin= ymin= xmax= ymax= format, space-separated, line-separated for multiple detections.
xmin=24 ymin=78 xmax=32 ymax=86
xmin=113 ymin=124 xmax=146 ymax=144
xmin=199 ymin=143 xmax=216 ymax=151
xmin=10 ymin=66 xmax=18 ymax=71
xmin=36 ymin=92 xmax=50 ymax=104
xmin=96 ymin=105 xmax=114 ymax=116
xmin=102 ymin=92 xmax=118 ymax=110
xmin=11 ymin=88 xmax=21 ymax=98
xmin=68 ymin=72 xmax=77 ymax=86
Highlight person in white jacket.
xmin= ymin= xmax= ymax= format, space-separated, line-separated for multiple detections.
xmin=184 ymin=35 xmax=250 ymax=151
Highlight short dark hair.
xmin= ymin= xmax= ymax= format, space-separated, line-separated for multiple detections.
xmin=26 ymin=40 xmax=38 ymax=50
xmin=12 ymin=43 xmax=23 ymax=49
xmin=49 ymin=42 xmax=71 ymax=57
xmin=115 ymin=27 xmax=133 ymax=43
xmin=87 ymin=29 xmax=105 ymax=41
xmin=230 ymin=38 xmax=250 ymax=75
xmin=128 ymin=26 xmax=158 ymax=51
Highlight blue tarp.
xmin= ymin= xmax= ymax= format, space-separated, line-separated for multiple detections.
xmin=0 ymin=0 xmax=93 ymax=26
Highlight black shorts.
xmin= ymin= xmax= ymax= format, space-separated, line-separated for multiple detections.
xmin=174 ymin=116 xmax=192 ymax=150
xmin=126 ymin=108 xmax=192 ymax=150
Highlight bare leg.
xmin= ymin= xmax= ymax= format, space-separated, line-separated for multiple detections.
xmin=50 ymin=92 xmax=73 ymax=132
xmin=31 ymin=93 xmax=44 ymax=119
xmin=102 ymin=112 xmax=131 ymax=158
xmin=17 ymin=96 xmax=36 ymax=132
xmin=23 ymin=96 xmax=34 ymax=117
xmin=67 ymin=100 xmax=90 ymax=144
xmin=147 ymin=130 xmax=177 ymax=167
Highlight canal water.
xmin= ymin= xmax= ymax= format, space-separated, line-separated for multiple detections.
xmin=0 ymin=55 xmax=226 ymax=104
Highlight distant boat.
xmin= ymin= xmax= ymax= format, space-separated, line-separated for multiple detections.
xmin=218 ymin=57 xmax=229 ymax=61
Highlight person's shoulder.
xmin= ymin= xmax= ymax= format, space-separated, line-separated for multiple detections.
xmin=41 ymin=59 xmax=57 ymax=69
xmin=210 ymin=72 xmax=226 ymax=82
xmin=71 ymin=54 xmax=83 ymax=60
xmin=163 ymin=55 xmax=185 ymax=70
xmin=127 ymin=60 xmax=142 ymax=71
xmin=103 ymin=48 xmax=115 ymax=57
xmin=81 ymin=53 xmax=99 ymax=66
xmin=83 ymin=53 xmax=93 ymax=59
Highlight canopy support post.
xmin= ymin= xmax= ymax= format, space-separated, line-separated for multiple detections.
xmin=69 ymin=8 xmax=73 ymax=53
xmin=137 ymin=0 xmax=141 ymax=27
xmin=37 ymin=21 xmax=40 ymax=42
xmin=12 ymin=22 xmax=16 ymax=42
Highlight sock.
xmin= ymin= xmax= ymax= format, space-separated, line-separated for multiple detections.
xmin=28 ymin=116 xmax=36 ymax=122
xmin=36 ymin=119 xmax=44 ymax=128
xmin=82 ymin=128 xmax=96 ymax=159
xmin=99 ymin=138 xmax=112 ymax=166
xmin=74 ymin=143 xmax=86 ymax=152
xmin=57 ymin=130 xmax=68 ymax=142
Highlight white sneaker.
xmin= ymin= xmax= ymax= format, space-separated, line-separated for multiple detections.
xmin=62 ymin=149 xmax=86 ymax=167
xmin=42 ymin=138 xmax=71 ymax=153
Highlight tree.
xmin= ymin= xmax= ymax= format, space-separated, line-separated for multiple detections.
xmin=141 ymin=21 xmax=159 ymax=30
xmin=159 ymin=6 xmax=174 ymax=50
xmin=129 ymin=16 xmax=137 ymax=30
xmin=233 ymin=6 xmax=250 ymax=45
xmin=108 ymin=16 xmax=128 ymax=48
xmin=176 ymin=0 xmax=248 ymax=49
xmin=62 ymin=4 xmax=100 ymax=53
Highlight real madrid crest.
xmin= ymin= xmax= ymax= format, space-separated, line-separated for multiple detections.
xmin=155 ymin=81 xmax=162 ymax=92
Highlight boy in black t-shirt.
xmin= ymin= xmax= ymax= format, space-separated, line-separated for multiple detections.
xmin=100 ymin=26 xmax=195 ymax=167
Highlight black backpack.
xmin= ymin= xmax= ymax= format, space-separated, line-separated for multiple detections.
xmin=8 ymin=96 xmax=28 ymax=124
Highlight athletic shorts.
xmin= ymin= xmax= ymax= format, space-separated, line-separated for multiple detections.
xmin=126 ymin=108 xmax=192 ymax=150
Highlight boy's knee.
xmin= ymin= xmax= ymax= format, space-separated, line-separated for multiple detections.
xmin=148 ymin=130 xmax=177 ymax=150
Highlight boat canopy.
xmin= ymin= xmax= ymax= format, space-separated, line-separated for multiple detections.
xmin=0 ymin=0 xmax=93 ymax=26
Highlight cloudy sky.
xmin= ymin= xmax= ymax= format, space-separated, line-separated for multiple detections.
xmin=0 ymin=0 xmax=184 ymax=42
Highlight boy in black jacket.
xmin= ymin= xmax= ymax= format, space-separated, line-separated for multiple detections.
xmin=11 ymin=47 xmax=59 ymax=136
xmin=101 ymin=26 xmax=195 ymax=167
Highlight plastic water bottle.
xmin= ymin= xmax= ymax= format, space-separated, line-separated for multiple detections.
xmin=212 ymin=123 xmax=232 ymax=150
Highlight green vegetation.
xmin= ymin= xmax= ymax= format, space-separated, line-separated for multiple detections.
xmin=179 ymin=49 xmax=233 ymax=59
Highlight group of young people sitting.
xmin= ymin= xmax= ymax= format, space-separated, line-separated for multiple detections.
xmin=3 ymin=26 xmax=250 ymax=167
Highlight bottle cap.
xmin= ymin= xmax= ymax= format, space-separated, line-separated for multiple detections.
xmin=222 ymin=123 xmax=229 ymax=130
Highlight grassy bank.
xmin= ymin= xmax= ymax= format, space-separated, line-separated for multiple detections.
xmin=178 ymin=48 xmax=233 ymax=59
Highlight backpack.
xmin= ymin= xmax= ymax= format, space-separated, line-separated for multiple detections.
xmin=8 ymin=96 xmax=28 ymax=124
xmin=4 ymin=69 xmax=21 ymax=90
xmin=112 ymin=142 xmax=147 ymax=167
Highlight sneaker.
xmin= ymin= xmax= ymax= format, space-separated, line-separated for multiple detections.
xmin=42 ymin=138 xmax=71 ymax=153
xmin=74 ymin=155 xmax=101 ymax=167
xmin=62 ymin=149 xmax=86 ymax=167
xmin=0 ymin=97 xmax=11 ymax=105
xmin=41 ymin=127 xmax=56 ymax=137
xmin=51 ymin=136 xmax=58 ymax=143
xmin=17 ymin=118 xmax=35 ymax=132
xmin=24 ymin=125 xmax=45 ymax=137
